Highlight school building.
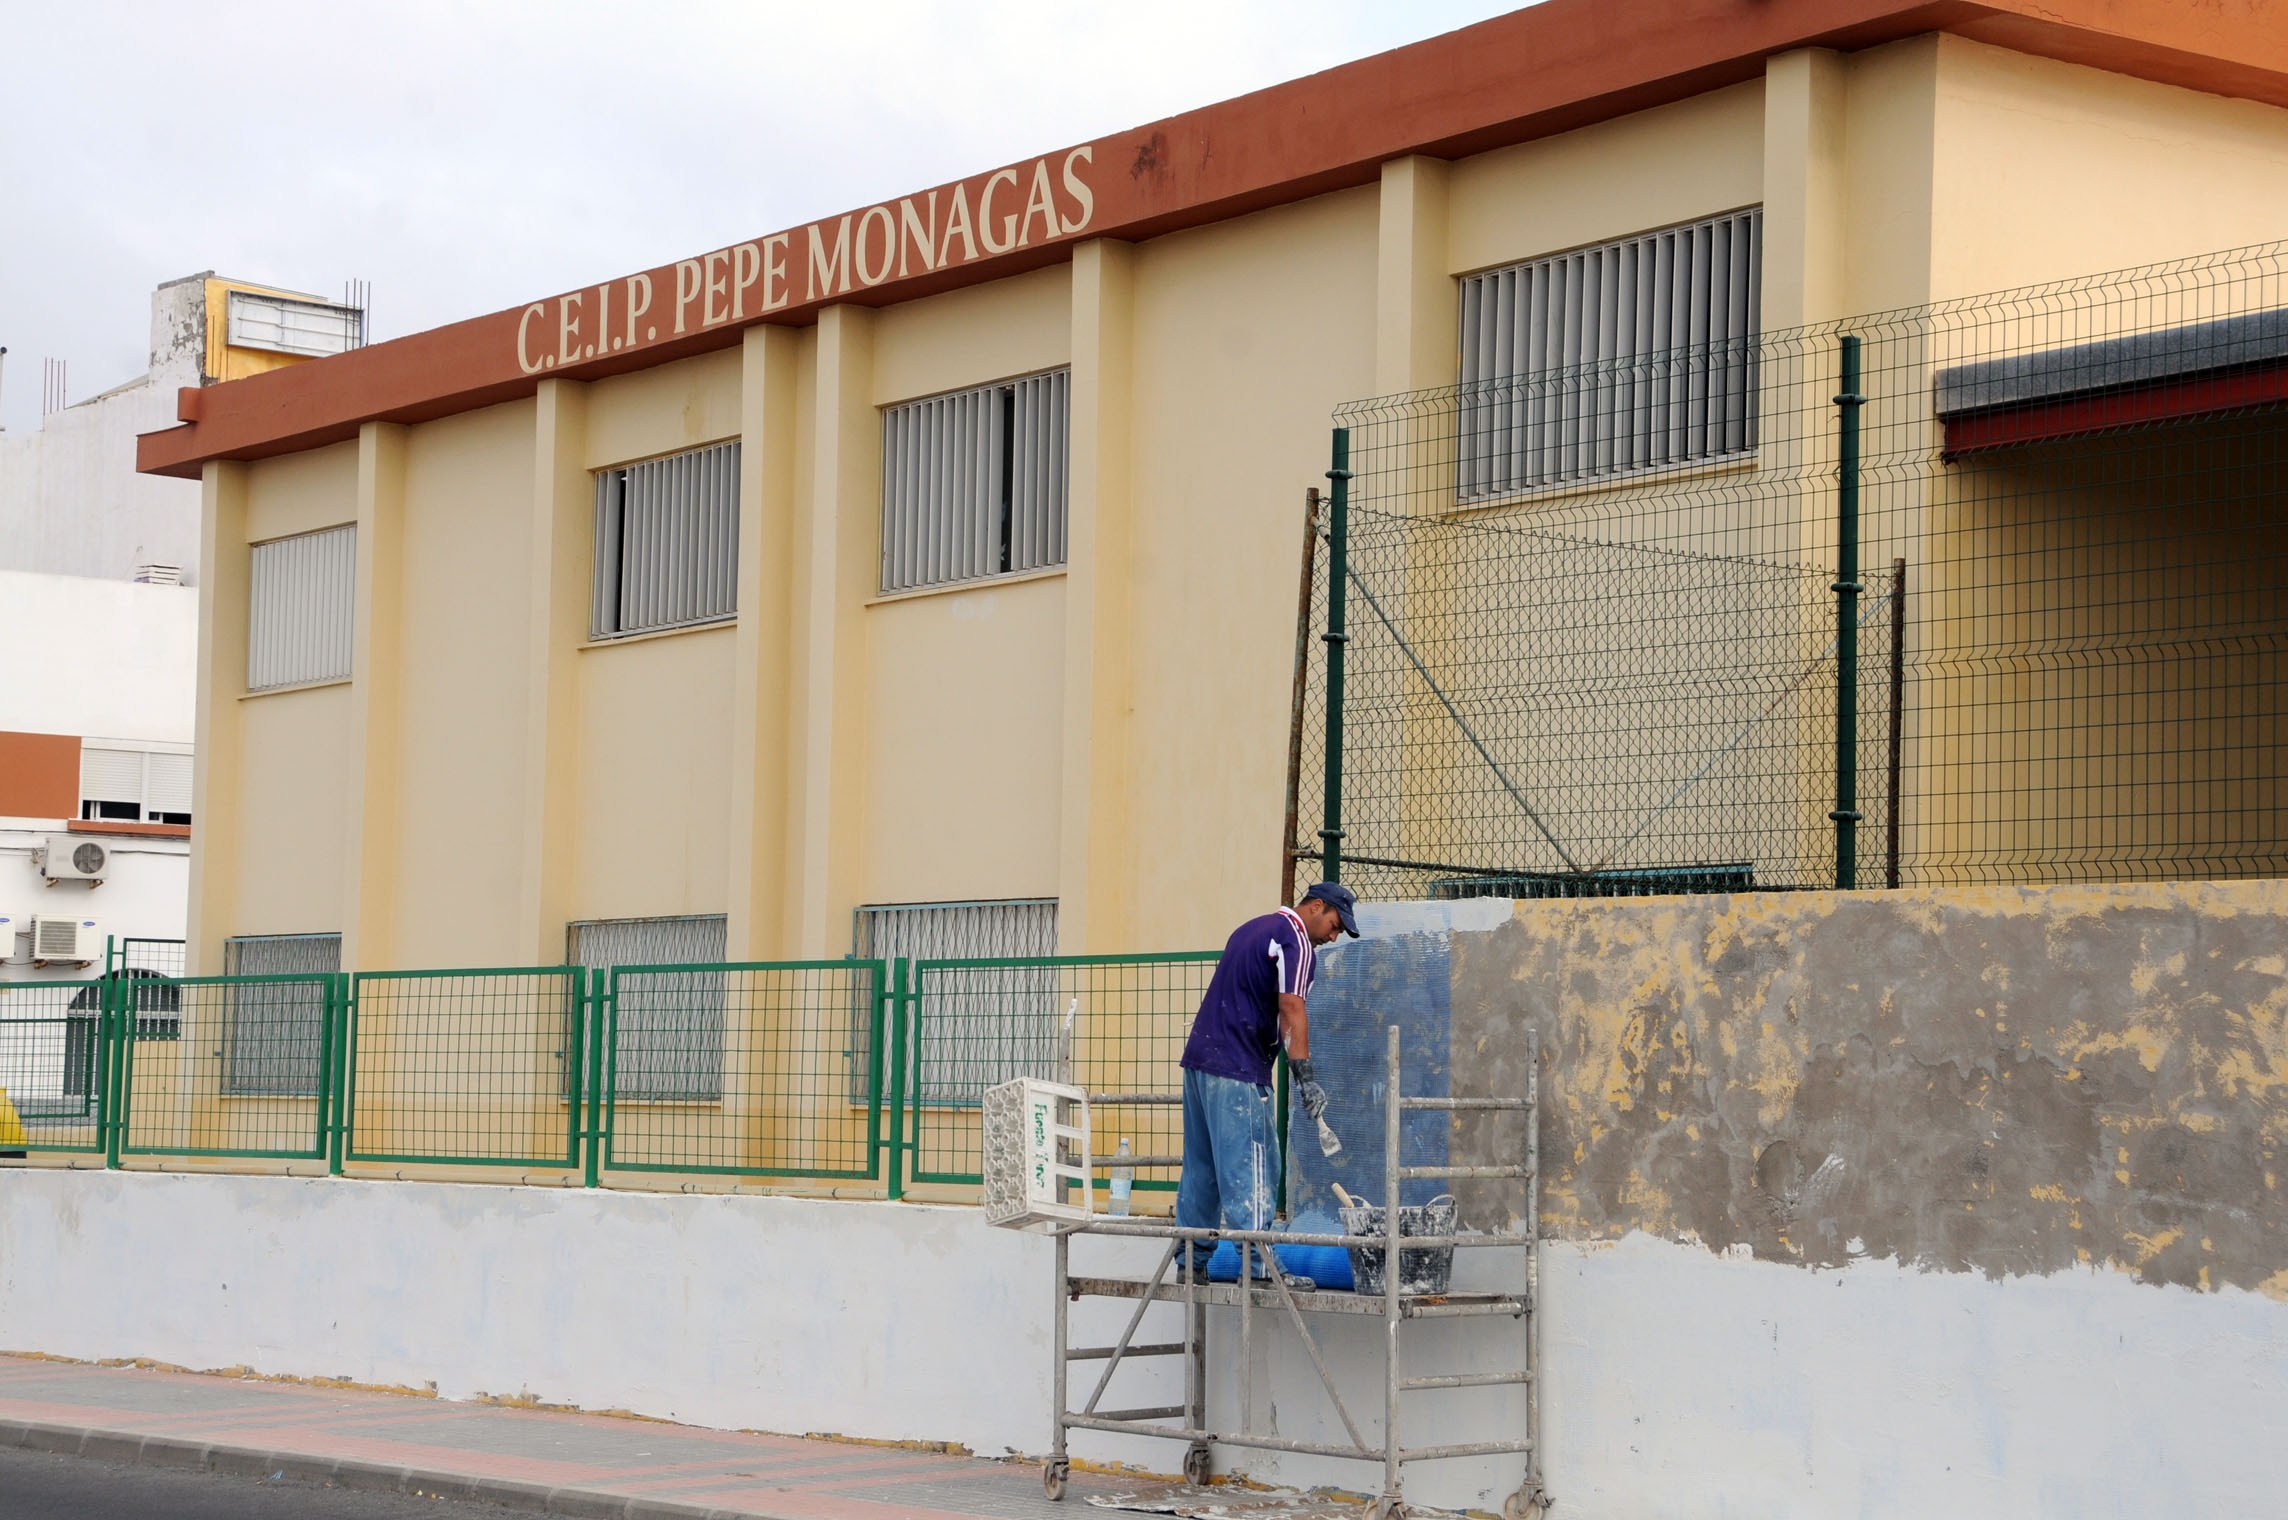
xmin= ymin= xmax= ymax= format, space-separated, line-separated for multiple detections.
xmin=134 ymin=0 xmax=2288 ymax=983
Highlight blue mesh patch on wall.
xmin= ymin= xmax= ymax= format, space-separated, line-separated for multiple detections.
xmin=1286 ymin=929 xmax=1451 ymax=1215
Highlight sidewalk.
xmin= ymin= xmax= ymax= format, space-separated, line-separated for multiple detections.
xmin=0 ymin=1353 xmax=1118 ymax=1520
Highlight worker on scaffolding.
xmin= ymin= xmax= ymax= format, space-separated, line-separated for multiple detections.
xmin=1175 ymin=882 xmax=1358 ymax=1274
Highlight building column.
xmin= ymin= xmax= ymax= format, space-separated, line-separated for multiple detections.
xmin=340 ymin=422 xmax=406 ymax=972
xmin=728 ymin=325 xmax=803 ymax=961
xmin=185 ymin=461 xmax=250 ymax=978
xmin=783 ymin=307 xmax=874 ymax=959
xmin=1762 ymin=48 xmax=1850 ymax=330
xmin=1375 ymin=156 xmax=1453 ymax=396
xmin=512 ymin=379 xmax=590 ymax=967
xmin=1057 ymin=239 xmax=1136 ymax=954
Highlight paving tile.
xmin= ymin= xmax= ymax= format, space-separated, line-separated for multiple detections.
xmin=0 ymin=1355 xmax=1129 ymax=1520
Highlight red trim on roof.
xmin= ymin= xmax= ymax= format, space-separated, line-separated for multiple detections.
xmin=1942 ymin=360 xmax=2288 ymax=456
xmin=137 ymin=0 xmax=2288 ymax=480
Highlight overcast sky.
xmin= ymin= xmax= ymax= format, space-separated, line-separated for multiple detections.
xmin=0 ymin=0 xmax=1533 ymax=436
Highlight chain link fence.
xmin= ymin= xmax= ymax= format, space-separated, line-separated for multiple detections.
xmin=1293 ymin=241 xmax=2288 ymax=899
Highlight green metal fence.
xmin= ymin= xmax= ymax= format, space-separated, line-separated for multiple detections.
xmin=599 ymin=959 xmax=887 ymax=1182
xmin=0 ymin=979 xmax=109 ymax=1156
xmin=344 ymin=967 xmax=587 ymax=1170
xmin=6 ymin=951 xmax=1228 ymax=1197
xmin=116 ymin=973 xmax=336 ymax=1163
xmin=1292 ymin=240 xmax=2288 ymax=901
xmin=896 ymin=953 xmax=1219 ymax=1190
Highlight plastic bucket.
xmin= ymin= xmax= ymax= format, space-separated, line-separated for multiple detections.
xmin=1339 ymin=1194 xmax=1457 ymax=1296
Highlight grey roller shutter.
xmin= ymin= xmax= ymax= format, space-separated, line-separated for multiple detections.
xmin=590 ymin=441 xmax=740 ymax=639
xmin=568 ymin=915 xmax=729 ymax=1101
xmin=1458 ymin=208 xmax=1762 ymax=499
xmin=247 ymin=526 xmax=356 ymax=690
xmin=880 ymin=370 xmax=1068 ymax=593
xmin=854 ymin=899 xmax=1059 ymax=1105
xmin=220 ymin=933 xmax=340 ymax=1096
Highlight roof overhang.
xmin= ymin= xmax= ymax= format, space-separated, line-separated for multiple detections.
xmin=138 ymin=0 xmax=2288 ymax=480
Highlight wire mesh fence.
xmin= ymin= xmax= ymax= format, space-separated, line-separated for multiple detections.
xmin=1293 ymin=240 xmax=2288 ymax=899
xmin=4 ymin=951 xmax=1239 ymax=1196
xmin=901 ymin=953 xmax=1218 ymax=1189
xmin=117 ymin=974 xmax=334 ymax=1161
xmin=112 ymin=937 xmax=187 ymax=978
xmin=344 ymin=968 xmax=586 ymax=1169
xmin=0 ymin=980 xmax=108 ymax=1154
xmin=601 ymin=960 xmax=886 ymax=1180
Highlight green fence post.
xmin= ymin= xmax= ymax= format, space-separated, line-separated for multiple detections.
xmin=102 ymin=969 xmax=122 ymax=1168
xmin=1833 ymin=336 xmax=1864 ymax=890
xmin=584 ymin=968 xmax=606 ymax=1188
xmin=313 ymin=971 xmax=336 ymax=1169
xmin=865 ymin=961 xmax=886 ymax=1184
xmin=886 ymin=958 xmax=908 ymax=1201
xmin=331 ymin=974 xmax=354 ymax=1174
xmin=1320 ymin=427 xmax=1351 ymax=883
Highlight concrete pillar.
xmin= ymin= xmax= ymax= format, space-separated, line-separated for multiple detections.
xmin=185 ymin=461 xmax=250 ymax=978
xmin=728 ymin=325 xmax=803 ymax=960
xmin=512 ymin=379 xmax=590 ymax=968
xmin=1762 ymin=48 xmax=1850 ymax=330
xmin=1375 ymin=156 xmax=1454 ymax=396
xmin=784 ymin=307 xmax=874 ymax=958
xmin=341 ymin=422 xmax=407 ymax=972
xmin=1057 ymin=239 xmax=1136 ymax=954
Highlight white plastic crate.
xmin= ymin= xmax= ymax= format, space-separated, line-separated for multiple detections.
xmin=982 ymin=1076 xmax=1093 ymax=1231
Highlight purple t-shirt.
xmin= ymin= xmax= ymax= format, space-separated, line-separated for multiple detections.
xmin=1180 ymin=908 xmax=1316 ymax=1087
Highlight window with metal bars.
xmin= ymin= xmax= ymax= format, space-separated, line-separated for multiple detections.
xmin=591 ymin=441 xmax=741 ymax=639
xmin=221 ymin=932 xmax=339 ymax=1096
xmin=247 ymin=526 xmax=355 ymax=690
xmin=853 ymin=898 xmax=1059 ymax=1105
xmin=567 ymin=915 xmax=728 ymax=1102
xmin=879 ymin=370 xmax=1069 ymax=593
xmin=1457 ymin=208 xmax=1763 ymax=500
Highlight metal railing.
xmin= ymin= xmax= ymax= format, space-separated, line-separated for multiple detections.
xmin=895 ymin=953 xmax=1220 ymax=1192
xmin=1 ymin=953 xmax=1224 ymax=1199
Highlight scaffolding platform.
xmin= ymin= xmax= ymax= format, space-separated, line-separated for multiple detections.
xmin=1037 ymin=1025 xmax=1549 ymax=1520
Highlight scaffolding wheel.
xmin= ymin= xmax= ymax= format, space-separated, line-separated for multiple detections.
xmin=1183 ymin=1443 xmax=1212 ymax=1487
xmin=1043 ymin=1460 xmax=1069 ymax=1501
xmin=1502 ymin=1485 xmax=1547 ymax=1518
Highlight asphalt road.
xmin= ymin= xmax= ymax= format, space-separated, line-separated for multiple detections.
xmin=0 ymin=1444 xmax=582 ymax=1519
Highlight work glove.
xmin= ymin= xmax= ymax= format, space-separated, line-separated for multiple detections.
xmin=1289 ymin=1058 xmax=1330 ymax=1122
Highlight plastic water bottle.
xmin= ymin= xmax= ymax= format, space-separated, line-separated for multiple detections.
xmin=1109 ymin=1137 xmax=1134 ymax=1216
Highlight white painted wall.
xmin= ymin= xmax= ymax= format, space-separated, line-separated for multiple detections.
xmin=0 ymin=829 xmax=187 ymax=983
xmin=0 ymin=571 xmax=198 ymax=744
xmin=0 ymin=278 xmax=203 ymax=585
xmin=1 ymin=1170 xmax=2280 ymax=1517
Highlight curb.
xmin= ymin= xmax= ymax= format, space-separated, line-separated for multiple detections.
xmin=0 ymin=1416 xmax=803 ymax=1520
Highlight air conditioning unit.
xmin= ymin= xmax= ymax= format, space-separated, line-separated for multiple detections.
xmin=31 ymin=914 xmax=101 ymax=966
xmin=0 ymin=909 xmax=23 ymax=963
xmin=41 ymin=834 xmax=109 ymax=883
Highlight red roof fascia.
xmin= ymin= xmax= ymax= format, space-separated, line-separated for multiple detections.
xmin=138 ymin=0 xmax=2288 ymax=480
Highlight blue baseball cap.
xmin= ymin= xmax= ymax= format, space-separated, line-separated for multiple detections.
xmin=1301 ymin=881 xmax=1360 ymax=937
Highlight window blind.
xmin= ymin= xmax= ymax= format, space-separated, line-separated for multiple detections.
xmin=248 ymin=526 xmax=355 ymax=690
xmin=1458 ymin=209 xmax=1763 ymax=499
xmin=880 ymin=370 xmax=1069 ymax=593
xmin=591 ymin=442 xmax=741 ymax=639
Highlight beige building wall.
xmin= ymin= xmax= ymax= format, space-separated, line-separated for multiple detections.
xmin=183 ymin=37 xmax=2288 ymax=977
xmin=1126 ymin=187 xmax=1381 ymax=949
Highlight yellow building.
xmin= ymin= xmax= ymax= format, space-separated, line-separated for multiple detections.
xmin=137 ymin=0 xmax=2288 ymax=983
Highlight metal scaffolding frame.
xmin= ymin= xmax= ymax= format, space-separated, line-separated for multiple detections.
xmin=1042 ymin=1026 xmax=1548 ymax=1519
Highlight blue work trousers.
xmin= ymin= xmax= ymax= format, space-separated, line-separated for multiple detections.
xmin=1176 ymin=1066 xmax=1278 ymax=1272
